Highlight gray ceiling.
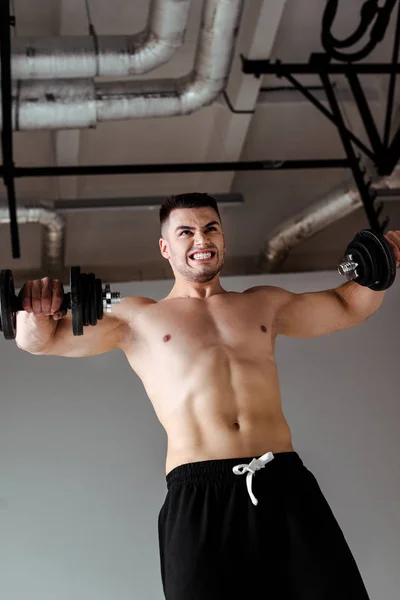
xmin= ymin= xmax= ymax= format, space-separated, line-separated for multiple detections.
xmin=1 ymin=0 xmax=400 ymax=286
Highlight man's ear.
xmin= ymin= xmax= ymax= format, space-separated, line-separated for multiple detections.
xmin=159 ymin=238 xmax=170 ymax=260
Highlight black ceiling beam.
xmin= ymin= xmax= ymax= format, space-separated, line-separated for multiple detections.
xmin=241 ymin=57 xmax=400 ymax=76
xmin=345 ymin=69 xmax=384 ymax=161
xmin=383 ymin=0 xmax=400 ymax=148
xmin=0 ymin=0 xmax=20 ymax=258
xmin=0 ymin=159 xmax=349 ymax=178
xmin=319 ymin=69 xmax=388 ymax=233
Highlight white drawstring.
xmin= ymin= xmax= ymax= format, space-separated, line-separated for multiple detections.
xmin=232 ymin=452 xmax=275 ymax=506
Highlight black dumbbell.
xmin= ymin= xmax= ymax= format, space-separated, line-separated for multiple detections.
xmin=0 ymin=266 xmax=121 ymax=340
xmin=338 ymin=229 xmax=397 ymax=290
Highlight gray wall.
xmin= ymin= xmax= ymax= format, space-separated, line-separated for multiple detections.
xmin=0 ymin=270 xmax=399 ymax=600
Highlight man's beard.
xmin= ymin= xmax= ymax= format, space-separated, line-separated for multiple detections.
xmin=175 ymin=254 xmax=225 ymax=283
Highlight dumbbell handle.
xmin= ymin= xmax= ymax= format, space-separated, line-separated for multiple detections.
xmin=11 ymin=292 xmax=72 ymax=314
xmin=11 ymin=284 xmax=120 ymax=315
xmin=338 ymin=255 xmax=359 ymax=281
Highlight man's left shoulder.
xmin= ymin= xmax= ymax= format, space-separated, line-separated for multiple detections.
xmin=242 ymin=286 xmax=293 ymax=315
xmin=242 ymin=285 xmax=289 ymax=297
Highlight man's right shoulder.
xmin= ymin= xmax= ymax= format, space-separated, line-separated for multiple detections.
xmin=125 ymin=296 xmax=157 ymax=307
xmin=112 ymin=295 xmax=157 ymax=326
xmin=112 ymin=296 xmax=157 ymax=349
xmin=121 ymin=296 xmax=157 ymax=315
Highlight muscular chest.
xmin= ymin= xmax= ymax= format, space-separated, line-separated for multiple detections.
xmin=130 ymin=293 xmax=276 ymax=362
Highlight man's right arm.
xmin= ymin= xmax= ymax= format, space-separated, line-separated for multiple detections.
xmin=16 ymin=297 xmax=144 ymax=358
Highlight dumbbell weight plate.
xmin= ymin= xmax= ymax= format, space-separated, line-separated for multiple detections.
xmin=96 ymin=278 xmax=103 ymax=321
xmin=87 ymin=274 xmax=97 ymax=326
xmin=351 ymin=230 xmax=396 ymax=291
xmin=80 ymin=273 xmax=89 ymax=327
xmin=368 ymin=230 xmax=396 ymax=290
xmin=0 ymin=270 xmax=17 ymax=340
xmin=70 ymin=266 xmax=83 ymax=336
xmin=343 ymin=238 xmax=377 ymax=288
xmin=81 ymin=273 xmax=97 ymax=327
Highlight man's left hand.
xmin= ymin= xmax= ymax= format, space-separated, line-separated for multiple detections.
xmin=384 ymin=230 xmax=400 ymax=267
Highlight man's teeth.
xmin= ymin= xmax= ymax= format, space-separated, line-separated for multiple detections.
xmin=192 ymin=252 xmax=212 ymax=260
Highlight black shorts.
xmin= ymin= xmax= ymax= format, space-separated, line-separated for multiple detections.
xmin=158 ymin=451 xmax=370 ymax=600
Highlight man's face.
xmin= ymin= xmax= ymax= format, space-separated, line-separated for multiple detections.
xmin=159 ymin=208 xmax=226 ymax=283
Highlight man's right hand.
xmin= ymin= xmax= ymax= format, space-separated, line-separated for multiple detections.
xmin=18 ymin=277 xmax=67 ymax=321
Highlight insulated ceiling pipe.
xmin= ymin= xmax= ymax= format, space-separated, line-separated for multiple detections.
xmin=1 ymin=0 xmax=244 ymax=129
xmin=0 ymin=206 xmax=65 ymax=277
xmin=6 ymin=0 xmax=192 ymax=79
xmin=258 ymin=166 xmax=400 ymax=273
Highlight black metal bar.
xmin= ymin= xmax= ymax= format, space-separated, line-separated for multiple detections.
xmin=345 ymin=69 xmax=384 ymax=159
xmin=0 ymin=159 xmax=350 ymax=178
xmin=242 ymin=57 xmax=400 ymax=76
xmin=222 ymin=91 xmax=255 ymax=115
xmin=260 ymin=85 xmax=326 ymax=93
xmin=276 ymin=69 xmax=375 ymax=162
xmin=321 ymin=0 xmax=376 ymax=53
xmin=386 ymin=122 xmax=400 ymax=172
xmin=375 ymin=188 xmax=400 ymax=197
xmin=0 ymin=0 xmax=20 ymax=258
xmin=383 ymin=0 xmax=400 ymax=148
xmin=321 ymin=0 xmax=398 ymax=63
xmin=319 ymin=71 xmax=386 ymax=233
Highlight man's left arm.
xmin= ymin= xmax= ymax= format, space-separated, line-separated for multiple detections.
xmin=263 ymin=231 xmax=400 ymax=339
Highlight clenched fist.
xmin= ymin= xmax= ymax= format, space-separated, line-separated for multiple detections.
xmin=18 ymin=277 xmax=67 ymax=320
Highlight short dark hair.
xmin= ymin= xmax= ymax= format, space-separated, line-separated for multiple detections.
xmin=160 ymin=193 xmax=222 ymax=237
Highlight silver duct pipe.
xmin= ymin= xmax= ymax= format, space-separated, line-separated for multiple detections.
xmin=258 ymin=166 xmax=400 ymax=273
xmin=257 ymin=185 xmax=364 ymax=272
xmin=3 ymin=0 xmax=243 ymax=130
xmin=9 ymin=0 xmax=192 ymax=79
xmin=0 ymin=207 xmax=65 ymax=277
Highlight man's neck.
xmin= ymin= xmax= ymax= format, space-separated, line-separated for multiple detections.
xmin=167 ymin=280 xmax=227 ymax=300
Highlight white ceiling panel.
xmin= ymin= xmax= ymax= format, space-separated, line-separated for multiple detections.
xmin=13 ymin=0 xmax=60 ymax=36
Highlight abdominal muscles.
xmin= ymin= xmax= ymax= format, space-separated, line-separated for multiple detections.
xmin=138 ymin=344 xmax=293 ymax=472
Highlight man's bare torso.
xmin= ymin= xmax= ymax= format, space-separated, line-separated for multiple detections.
xmin=119 ymin=287 xmax=294 ymax=475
